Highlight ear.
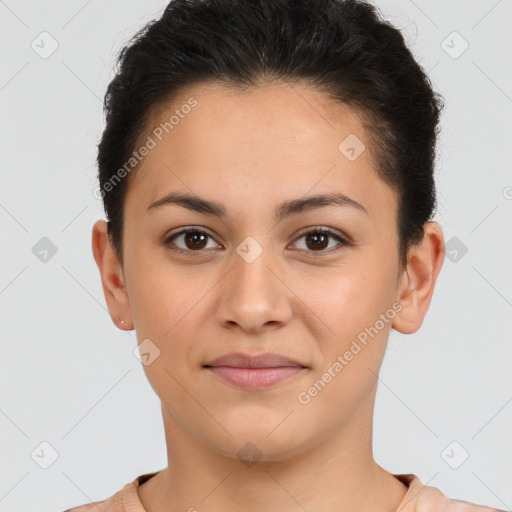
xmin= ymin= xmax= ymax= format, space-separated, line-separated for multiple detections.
xmin=91 ymin=219 xmax=134 ymax=330
xmin=392 ymin=221 xmax=445 ymax=334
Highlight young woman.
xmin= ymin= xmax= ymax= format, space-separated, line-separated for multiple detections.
xmin=65 ymin=0 xmax=504 ymax=510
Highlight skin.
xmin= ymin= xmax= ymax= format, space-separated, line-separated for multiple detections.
xmin=92 ymin=81 xmax=444 ymax=512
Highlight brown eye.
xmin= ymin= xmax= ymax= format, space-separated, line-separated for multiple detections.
xmin=182 ymin=231 xmax=208 ymax=250
xmin=292 ymin=228 xmax=349 ymax=254
xmin=304 ymin=232 xmax=329 ymax=251
xmin=164 ymin=227 xmax=349 ymax=256
xmin=164 ymin=228 xmax=219 ymax=253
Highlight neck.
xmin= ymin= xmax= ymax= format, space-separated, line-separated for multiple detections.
xmin=137 ymin=404 xmax=408 ymax=512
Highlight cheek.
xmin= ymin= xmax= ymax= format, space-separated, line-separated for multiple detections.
xmin=128 ymin=264 xmax=203 ymax=405
xmin=298 ymin=265 xmax=395 ymax=378
xmin=126 ymin=251 xmax=204 ymax=339
xmin=296 ymin=268 xmax=387 ymax=342
xmin=296 ymin=275 xmax=391 ymax=417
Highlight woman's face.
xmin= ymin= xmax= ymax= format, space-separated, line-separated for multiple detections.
xmin=98 ymin=81 xmax=440 ymax=461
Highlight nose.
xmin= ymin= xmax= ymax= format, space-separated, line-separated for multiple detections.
xmin=215 ymin=242 xmax=293 ymax=334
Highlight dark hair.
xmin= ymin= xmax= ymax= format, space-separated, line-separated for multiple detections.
xmin=97 ymin=0 xmax=444 ymax=271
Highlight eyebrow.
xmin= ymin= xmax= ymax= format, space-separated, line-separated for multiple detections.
xmin=147 ymin=190 xmax=368 ymax=221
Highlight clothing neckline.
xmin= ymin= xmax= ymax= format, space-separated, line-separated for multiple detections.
xmin=122 ymin=470 xmax=424 ymax=512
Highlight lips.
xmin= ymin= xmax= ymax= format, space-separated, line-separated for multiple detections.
xmin=203 ymin=352 xmax=308 ymax=390
xmin=203 ymin=352 xmax=307 ymax=369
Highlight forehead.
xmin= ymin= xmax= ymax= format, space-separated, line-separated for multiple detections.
xmin=125 ymin=80 xmax=398 ymax=223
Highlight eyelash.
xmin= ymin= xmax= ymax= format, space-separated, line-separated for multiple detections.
xmin=163 ymin=227 xmax=350 ymax=257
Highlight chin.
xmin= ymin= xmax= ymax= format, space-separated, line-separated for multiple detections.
xmin=203 ymin=419 xmax=314 ymax=463
xmin=212 ymin=437 xmax=307 ymax=465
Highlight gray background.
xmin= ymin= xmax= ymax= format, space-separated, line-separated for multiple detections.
xmin=0 ymin=1 xmax=511 ymax=511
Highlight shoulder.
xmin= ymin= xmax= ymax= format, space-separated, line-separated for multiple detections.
xmin=60 ymin=478 xmax=137 ymax=512
xmin=60 ymin=471 xmax=159 ymax=512
xmin=393 ymin=473 xmax=507 ymax=512
xmin=60 ymin=495 xmax=114 ymax=512
xmin=444 ymin=499 xmax=508 ymax=511
xmin=61 ymin=505 xmax=105 ymax=512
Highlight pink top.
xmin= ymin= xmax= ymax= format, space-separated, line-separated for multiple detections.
xmin=63 ymin=472 xmax=506 ymax=512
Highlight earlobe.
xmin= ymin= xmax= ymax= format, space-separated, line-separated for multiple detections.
xmin=392 ymin=222 xmax=445 ymax=335
xmin=91 ymin=220 xmax=134 ymax=330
